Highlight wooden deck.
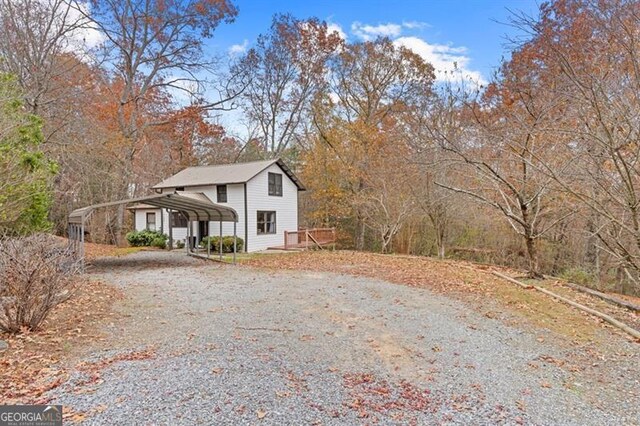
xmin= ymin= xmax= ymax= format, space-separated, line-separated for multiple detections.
xmin=269 ymin=228 xmax=336 ymax=250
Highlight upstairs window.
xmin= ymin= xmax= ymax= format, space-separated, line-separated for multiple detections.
xmin=217 ymin=185 xmax=228 ymax=203
xmin=268 ymin=172 xmax=282 ymax=196
xmin=146 ymin=212 xmax=156 ymax=231
xmin=171 ymin=212 xmax=188 ymax=227
xmin=257 ymin=211 xmax=276 ymax=234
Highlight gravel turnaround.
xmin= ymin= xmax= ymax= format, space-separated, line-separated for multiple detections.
xmin=48 ymin=251 xmax=639 ymax=425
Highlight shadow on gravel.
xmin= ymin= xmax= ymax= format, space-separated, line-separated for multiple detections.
xmin=88 ymin=252 xmax=207 ymax=272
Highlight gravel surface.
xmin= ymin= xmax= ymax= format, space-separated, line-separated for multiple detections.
xmin=48 ymin=251 xmax=639 ymax=425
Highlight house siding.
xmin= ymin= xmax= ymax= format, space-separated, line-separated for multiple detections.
xmin=134 ymin=208 xmax=162 ymax=232
xmin=246 ymin=163 xmax=298 ymax=252
xmin=132 ymin=164 xmax=299 ymax=252
xmin=192 ymin=183 xmax=245 ymax=239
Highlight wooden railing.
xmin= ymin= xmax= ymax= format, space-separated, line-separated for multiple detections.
xmin=284 ymin=228 xmax=336 ymax=250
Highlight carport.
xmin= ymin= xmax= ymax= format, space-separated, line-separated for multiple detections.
xmin=68 ymin=192 xmax=239 ymax=265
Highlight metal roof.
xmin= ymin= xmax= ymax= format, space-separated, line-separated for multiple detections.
xmin=151 ymin=158 xmax=306 ymax=191
xmin=68 ymin=192 xmax=238 ymax=224
xmin=126 ymin=203 xmax=157 ymax=210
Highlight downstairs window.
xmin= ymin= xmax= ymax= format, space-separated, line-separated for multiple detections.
xmin=257 ymin=211 xmax=276 ymax=234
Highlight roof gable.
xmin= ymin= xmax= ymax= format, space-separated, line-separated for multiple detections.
xmin=152 ymin=159 xmax=305 ymax=191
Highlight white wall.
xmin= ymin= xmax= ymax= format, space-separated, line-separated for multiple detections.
xmin=134 ymin=208 xmax=162 ymax=232
xmin=134 ymin=163 xmax=300 ymax=252
xmin=190 ymin=183 xmax=245 ymax=239
xmin=245 ymin=163 xmax=298 ymax=252
xmin=134 ymin=208 xmax=188 ymax=246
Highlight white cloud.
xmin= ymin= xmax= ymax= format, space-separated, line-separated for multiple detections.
xmin=228 ymin=39 xmax=249 ymax=55
xmin=351 ymin=21 xmax=402 ymax=41
xmin=66 ymin=2 xmax=104 ymax=51
xmin=327 ymin=22 xmax=347 ymax=41
xmin=394 ymin=36 xmax=487 ymax=85
xmin=402 ymin=21 xmax=429 ymax=30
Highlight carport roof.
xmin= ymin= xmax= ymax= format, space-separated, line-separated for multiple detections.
xmin=68 ymin=192 xmax=238 ymax=224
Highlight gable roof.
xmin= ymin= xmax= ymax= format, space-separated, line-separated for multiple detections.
xmin=152 ymin=158 xmax=305 ymax=191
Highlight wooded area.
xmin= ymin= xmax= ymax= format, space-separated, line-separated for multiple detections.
xmin=1 ymin=0 xmax=640 ymax=295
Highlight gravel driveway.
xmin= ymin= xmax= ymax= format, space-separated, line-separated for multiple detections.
xmin=48 ymin=251 xmax=638 ymax=425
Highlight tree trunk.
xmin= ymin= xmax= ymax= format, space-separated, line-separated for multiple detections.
xmin=355 ymin=213 xmax=366 ymax=250
xmin=525 ymin=235 xmax=543 ymax=279
xmin=435 ymin=223 xmax=446 ymax=259
xmin=584 ymin=214 xmax=601 ymax=284
xmin=113 ymin=165 xmax=133 ymax=246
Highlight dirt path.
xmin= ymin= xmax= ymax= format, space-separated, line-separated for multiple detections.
xmin=47 ymin=251 xmax=638 ymax=425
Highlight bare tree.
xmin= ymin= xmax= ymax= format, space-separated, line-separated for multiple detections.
xmin=431 ymin=72 xmax=572 ymax=278
xmin=358 ymin=138 xmax=418 ymax=253
xmin=514 ymin=0 xmax=640 ymax=288
xmin=317 ymin=38 xmax=435 ymax=250
xmin=71 ymin=0 xmax=240 ymax=242
xmin=403 ymin=84 xmax=461 ymax=259
xmin=232 ymin=14 xmax=342 ymax=157
xmin=0 ymin=0 xmax=88 ymax=130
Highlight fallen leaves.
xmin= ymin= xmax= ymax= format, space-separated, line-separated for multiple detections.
xmin=73 ymin=348 xmax=155 ymax=393
xmin=347 ymin=375 xmax=432 ymax=416
xmin=242 ymin=251 xmax=640 ymax=343
xmin=0 ymin=279 xmax=123 ymax=404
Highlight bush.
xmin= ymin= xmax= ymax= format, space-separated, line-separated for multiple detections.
xmin=150 ymin=236 xmax=167 ymax=249
xmin=200 ymin=236 xmax=244 ymax=253
xmin=0 ymin=234 xmax=81 ymax=333
xmin=560 ymin=268 xmax=595 ymax=286
xmin=175 ymin=240 xmax=185 ymax=249
xmin=126 ymin=230 xmax=168 ymax=248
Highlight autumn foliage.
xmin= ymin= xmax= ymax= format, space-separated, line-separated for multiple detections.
xmin=1 ymin=0 xmax=640 ymax=293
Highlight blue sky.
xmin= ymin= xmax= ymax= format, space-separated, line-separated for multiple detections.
xmin=212 ymin=0 xmax=541 ymax=84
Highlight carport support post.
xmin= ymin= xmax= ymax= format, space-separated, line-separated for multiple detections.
xmin=168 ymin=209 xmax=173 ymax=250
xmin=233 ymin=222 xmax=237 ymax=264
xmin=219 ymin=218 xmax=223 ymax=261
xmin=186 ymin=220 xmax=191 ymax=254
xmin=207 ymin=220 xmax=211 ymax=259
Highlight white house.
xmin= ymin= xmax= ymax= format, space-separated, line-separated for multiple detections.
xmin=129 ymin=159 xmax=305 ymax=252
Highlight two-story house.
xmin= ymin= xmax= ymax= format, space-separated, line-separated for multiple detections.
xmin=129 ymin=159 xmax=305 ymax=252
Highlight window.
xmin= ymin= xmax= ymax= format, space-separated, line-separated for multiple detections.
xmin=268 ymin=172 xmax=282 ymax=196
xmin=171 ymin=212 xmax=188 ymax=227
xmin=217 ymin=185 xmax=227 ymax=203
xmin=146 ymin=212 xmax=156 ymax=231
xmin=257 ymin=211 xmax=276 ymax=234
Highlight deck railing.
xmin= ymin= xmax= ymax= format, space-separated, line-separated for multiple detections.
xmin=284 ymin=228 xmax=336 ymax=250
